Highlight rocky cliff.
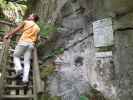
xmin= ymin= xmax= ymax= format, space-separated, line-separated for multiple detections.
xmin=29 ymin=0 xmax=133 ymax=100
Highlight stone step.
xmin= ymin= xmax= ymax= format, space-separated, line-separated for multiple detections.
xmin=2 ymin=95 xmax=34 ymax=100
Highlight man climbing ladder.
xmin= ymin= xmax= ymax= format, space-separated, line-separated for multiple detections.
xmin=3 ymin=14 xmax=40 ymax=85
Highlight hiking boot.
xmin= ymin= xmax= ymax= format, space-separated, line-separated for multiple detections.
xmin=16 ymin=70 xmax=23 ymax=85
xmin=16 ymin=70 xmax=23 ymax=80
xmin=22 ymin=81 xmax=29 ymax=89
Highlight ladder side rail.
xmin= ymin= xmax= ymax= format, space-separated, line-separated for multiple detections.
xmin=0 ymin=39 xmax=10 ymax=98
xmin=33 ymin=47 xmax=43 ymax=95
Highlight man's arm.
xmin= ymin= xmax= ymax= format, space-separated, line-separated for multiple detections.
xmin=3 ymin=22 xmax=25 ymax=39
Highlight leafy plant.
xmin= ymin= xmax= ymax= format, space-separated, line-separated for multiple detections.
xmin=38 ymin=22 xmax=57 ymax=38
xmin=80 ymin=96 xmax=89 ymax=100
xmin=38 ymin=95 xmax=61 ymax=100
xmin=0 ymin=15 xmax=5 ymax=20
xmin=0 ymin=29 xmax=5 ymax=36
xmin=40 ymin=65 xmax=55 ymax=79
xmin=43 ymin=48 xmax=64 ymax=61
xmin=0 ymin=0 xmax=27 ymax=21
xmin=49 ymin=96 xmax=61 ymax=100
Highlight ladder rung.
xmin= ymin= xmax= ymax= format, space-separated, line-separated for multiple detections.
xmin=8 ymin=60 xmax=26 ymax=65
xmin=5 ymin=75 xmax=32 ymax=81
xmin=6 ymin=75 xmax=17 ymax=79
xmin=9 ymin=54 xmax=23 ymax=58
xmin=8 ymin=55 xmax=32 ymax=61
xmin=6 ymin=67 xmax=33 ymax=73
xmin=5 ymin=77 xmax=33 ymax=84
xmin=8 ymin=48 xmax=15 ymax=52
xmin=5 ymin=85 xmax=33 ymax=89
xmin=6 ymin=67 xmax=15 ymax=72
xmin=2 ymin=95 xmax=34 ymax=99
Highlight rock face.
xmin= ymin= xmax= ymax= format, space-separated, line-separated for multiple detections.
xmin=30 ymin=0 xmax=133 ymax=100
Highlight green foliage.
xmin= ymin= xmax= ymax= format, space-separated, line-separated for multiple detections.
xmin=0 ymin=0 xmax=6 ymax=6
xmin=88 ymin=88 xmax=107 ymax=100
xmin=80 ymin=96 xmax=89 ymax=100
xmin=43 ymin=48 xmax=64 ymax=61
xmin=49 ymin=96 xmax=61 ymax=100
xmin=15 ymin=0 xmax=27 ymax=5
xmin=0 ymin=0 xmax=27 ymax=9
xmin=0 ymin=0 xmax=27 ymax=21
xmin=40 ymin=65 xmax=55 ymax=79
xmin=0 ymin=15 xmax=5 ymax=20
xmin=0 ymin=29 xmax=5 ymax=35
xmin=38 ymin=95 xmax=61 ymax=100
xmin=53 ymin=48 xmax=64 ymax=54
xmin=38 ymin=22 xmax=57 ymax=38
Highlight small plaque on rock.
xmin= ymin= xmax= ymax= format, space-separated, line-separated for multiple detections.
xmin=93 ymin=18 xmax=114 ymax=47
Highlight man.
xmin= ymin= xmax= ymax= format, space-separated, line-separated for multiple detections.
xmin=4 ymin=14 xmax=40 ymax=85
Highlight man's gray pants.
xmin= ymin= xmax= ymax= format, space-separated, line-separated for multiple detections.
xmin=13 ymin=42 xmax=34 ymax=82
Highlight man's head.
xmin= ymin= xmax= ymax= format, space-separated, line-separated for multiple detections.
xmin=27 ymin=14 xmax=39 ymax=22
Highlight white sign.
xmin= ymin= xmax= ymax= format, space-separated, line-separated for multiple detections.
xmin=95 ymin=51 xmax=112 ymax=58
xmin=93 ymin=18 xmax=114 ymax=47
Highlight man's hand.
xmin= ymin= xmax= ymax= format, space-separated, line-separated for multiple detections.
xmin=3 ymin=22 xmax=24 ymax=41
xmin=3 ymin=33 xmax=11 ymax=41
xmin=4 ymin=35 xmax=9 ymax=39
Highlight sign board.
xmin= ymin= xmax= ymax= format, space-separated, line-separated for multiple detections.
xmin=95 ymin=51 xmax=112 ymax=58
xmin=93 ymin=18 xmax=114 ymax=47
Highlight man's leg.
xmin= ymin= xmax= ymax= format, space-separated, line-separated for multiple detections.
xmin=22 ymin=45 xmax=33 ymax=83
xmin=13 ymin=45 xmax=27 ymax=74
